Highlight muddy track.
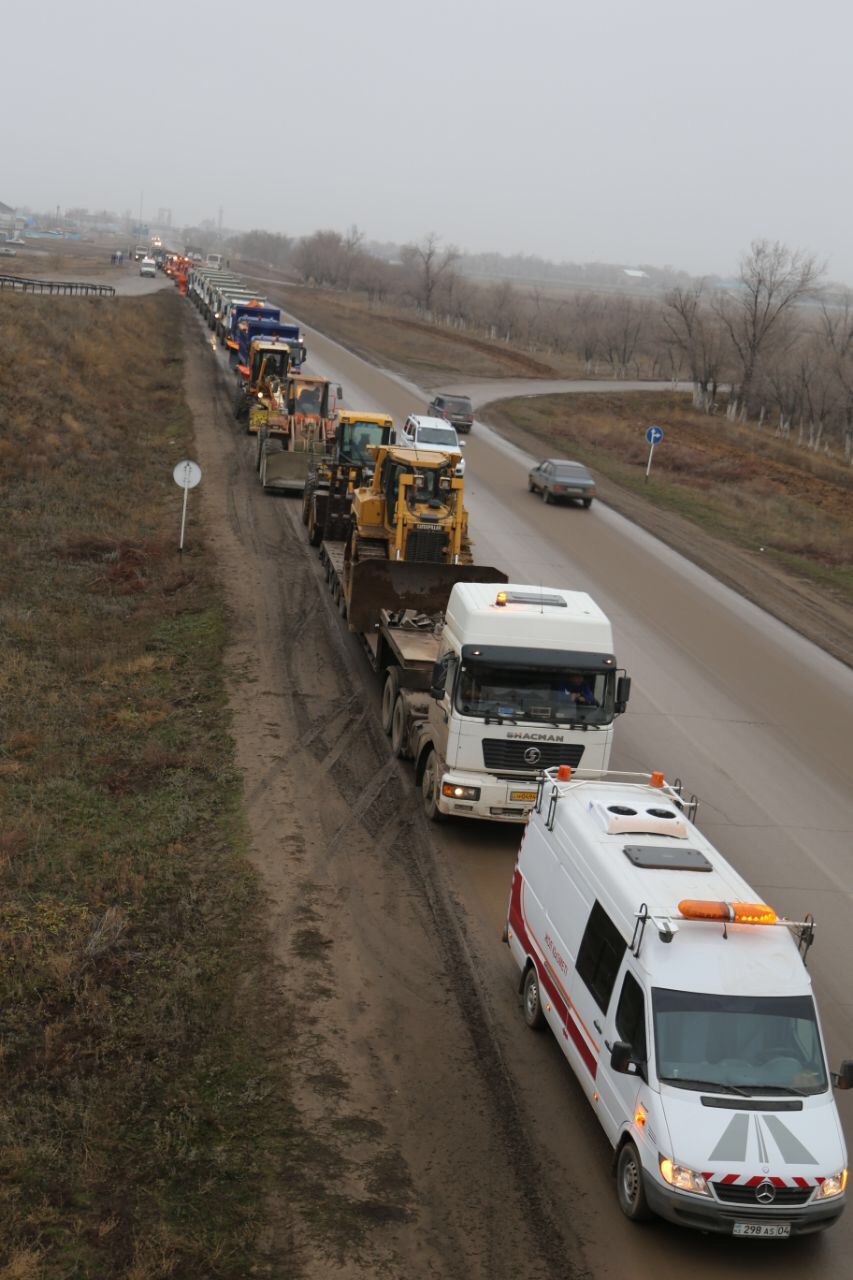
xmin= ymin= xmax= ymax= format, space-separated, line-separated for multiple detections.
xmin=183 ymin=311 xmax=589 ymax=1278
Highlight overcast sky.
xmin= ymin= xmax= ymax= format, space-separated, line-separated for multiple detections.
xmin=4 ymin=0 xmax=852 ymax=280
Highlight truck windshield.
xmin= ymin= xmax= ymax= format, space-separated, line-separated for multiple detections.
xmin=653 ymin=989 xmax=828 ymax=1096
xmin=254 ymin=350 xmax=289 ymax=381
xmin=454 ymin=662 xmax=615 ymax=725
xmin=343 ymin=421 xmax=387 ymax=464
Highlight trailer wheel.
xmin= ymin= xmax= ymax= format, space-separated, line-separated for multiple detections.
xmin=308 ymin=499 xmax=323 ymax=547
xmin=301 ymin=485 xmax=312 ymax=526
xmin=380 ymin=669 xmax=399 ymax=735
xmin=616 ymin=1142 xmax=653 ymax=1222
xmin=421 ymin=749 xmax=445 ymax=821
xmin=522 ymin=965 xmax=546 ymax=1030
xmin=390 ymin=695 xmax=411 ymax=759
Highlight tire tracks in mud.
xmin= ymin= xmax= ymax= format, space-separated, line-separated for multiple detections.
xmin=184 ymin=309 xmax=589 ymax=1279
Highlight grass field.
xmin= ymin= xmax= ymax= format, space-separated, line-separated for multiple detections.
xmin=483 ymin=391 xmax=853 ymax=603
xmin=259 ymin=282 xmax=588 ymax=381
xmin=0 ymin=292 xmax=288 ymax=1278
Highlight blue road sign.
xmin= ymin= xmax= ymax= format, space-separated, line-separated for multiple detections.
xmin=645 ymin=425 xmax=664 ymax=445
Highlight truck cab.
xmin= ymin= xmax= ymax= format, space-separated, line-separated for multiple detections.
xmin=415 ymin=585 xmax=630 ymax=821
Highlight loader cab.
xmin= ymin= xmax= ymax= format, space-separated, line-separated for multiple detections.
xmin=289 ymin=377 xmax=332 ymax=420
xmin=338 ymin=413 xmax=394 ymax=469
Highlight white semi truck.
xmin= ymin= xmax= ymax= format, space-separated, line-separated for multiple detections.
xmin=320 ymin=559 xmax=631 ymax=822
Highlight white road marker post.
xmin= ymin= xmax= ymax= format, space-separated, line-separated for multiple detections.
xmin=173 ymin=460 xmax=202 ymax=556
xmin=644 ymin=425 xmax=664 ymax=482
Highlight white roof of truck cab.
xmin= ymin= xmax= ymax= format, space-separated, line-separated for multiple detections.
xmin=536 ymin=772 xmax=811 ymax=996
xmin=444 ymin=583 xmax=614 ymax=653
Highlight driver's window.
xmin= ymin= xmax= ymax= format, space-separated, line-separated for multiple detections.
xmin=615 ymin=971 xmax=647 ymax=1063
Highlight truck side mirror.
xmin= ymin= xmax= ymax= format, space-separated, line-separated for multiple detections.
xmin=610 ymin=1041 xmax=644 ymax=1077
xmin=832 ymin=1059 xmax=853 ymax=1090
xmin=430 ymin=657 xmax=449 ymax=700
xmin=615 ymin=674 xmax=631 ymax=714
xmin=337 ymin=385 xmax=343 ymax=399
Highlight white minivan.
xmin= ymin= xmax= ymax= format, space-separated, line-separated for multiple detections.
xmin=507 ymin=766 xmax=850 ymax=1237
xmin=139 ymin=257 xmax=157 ymax=278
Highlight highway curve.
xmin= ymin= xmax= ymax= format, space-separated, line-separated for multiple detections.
xmin=185 ymin=305 xmax=853 ymax=1278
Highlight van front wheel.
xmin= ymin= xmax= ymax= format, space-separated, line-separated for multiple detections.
xmin=616 ymin=1142 xmax=653 ymax=1222
xmin=522 ymin=965 xmax=546 ymax=1030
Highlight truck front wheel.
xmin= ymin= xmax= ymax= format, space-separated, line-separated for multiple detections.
xmin=421 ymin=749 xmax=445 ymax=822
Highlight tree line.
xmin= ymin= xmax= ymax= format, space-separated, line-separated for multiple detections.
xmin=228 ymin=227 xmax=853 ymax=462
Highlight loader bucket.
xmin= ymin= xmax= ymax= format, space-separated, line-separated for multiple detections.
xmin=346 ymin=562 xmax=508 ymax=633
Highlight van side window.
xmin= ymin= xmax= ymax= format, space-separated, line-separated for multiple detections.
xmin=576 ymin=902 xmax=626 ymax=1012
xmin=615 ymin=972 xmax=647 ymax=1061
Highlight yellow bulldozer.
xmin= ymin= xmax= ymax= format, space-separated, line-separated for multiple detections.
xmin=339 ymin=444 xmax=478 ymax=629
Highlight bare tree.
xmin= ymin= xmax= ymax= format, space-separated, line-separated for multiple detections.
xmin=402 ymin=232 xmax=460 ymax=313
xmin=712 ymin=240 xmax=823 ymax=421
xmin=663 ymin=283 xmax=728 ymax=411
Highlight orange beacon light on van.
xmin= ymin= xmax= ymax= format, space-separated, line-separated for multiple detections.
xmin=678 ymin=899 xmax=778 ymax=926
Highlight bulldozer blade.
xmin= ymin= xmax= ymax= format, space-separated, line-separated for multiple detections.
xmin=346 ymin=561 xmax=508 ymax=633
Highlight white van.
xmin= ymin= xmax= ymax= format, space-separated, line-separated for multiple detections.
xmin=506 ymin=766 xmax=851 ymax=1237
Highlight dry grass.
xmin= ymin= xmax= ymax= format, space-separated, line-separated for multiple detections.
xmin=0 ymin=293 xmax=289 ymax=1277
xmin=270 ymin=284 xmax=585 ymax=381
xmin=484 ymin=391 xmax=853 ymax=600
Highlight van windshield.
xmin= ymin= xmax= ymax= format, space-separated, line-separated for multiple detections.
xmin=653 ymin=989 xmax=828 ymax=1096
xmin=454 ymin=662 xmax=615 ymax=725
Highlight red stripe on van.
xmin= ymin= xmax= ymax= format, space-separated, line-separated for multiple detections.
xmin=509 ymin=871 xmax=597 ymax=1079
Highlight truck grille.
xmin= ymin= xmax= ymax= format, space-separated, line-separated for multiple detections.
xmin=713 ymin=1184 xmax=812 ymax=1207
xmin=482 ymin=740 xmax=585 ymax=772
xmin=406 ymin=527 xmax=448 ymax=563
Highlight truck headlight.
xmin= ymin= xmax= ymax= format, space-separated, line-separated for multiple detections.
xmin=659 ymin=1156 xmax=710 ymax=1197
xmin=817 ymin=1169 xmax=848 ymax=1199
xmin=442 ymin=783 xmax=480 ymax=801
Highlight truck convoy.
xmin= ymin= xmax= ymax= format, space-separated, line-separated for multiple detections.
xmin=508 ymin=766 xmax=851 ymax=1235
xmin=173 ymin=257 xmax=848 ymax=1234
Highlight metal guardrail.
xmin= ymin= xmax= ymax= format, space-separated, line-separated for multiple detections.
xmin=0 ymin=275 xmax=116 ymax=297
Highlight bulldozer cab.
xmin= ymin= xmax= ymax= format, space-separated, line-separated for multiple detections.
xmin=338 ymin=412 xmax=394 ymax=468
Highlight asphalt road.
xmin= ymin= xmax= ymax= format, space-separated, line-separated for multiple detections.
xmin=281 ymin=316 xmax=853 ymax=1276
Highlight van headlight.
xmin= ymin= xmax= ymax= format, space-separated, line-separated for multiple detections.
xmin=817 ymin=1169 xmax=848 ymax=1199
xmin=659 ymin=1156 xmax=710 ymax=1197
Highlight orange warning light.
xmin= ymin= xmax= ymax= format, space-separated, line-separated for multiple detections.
xmin=557 ymin=765 xmax=572 ymax=782
xmin=678 ymin=900 xmax=778 ymax=926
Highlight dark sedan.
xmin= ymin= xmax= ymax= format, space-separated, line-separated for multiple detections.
xmin=528 ymin=459 xmax=596 ymax=507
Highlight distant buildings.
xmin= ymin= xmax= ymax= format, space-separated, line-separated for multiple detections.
xmin=0 ymin=200 xmax=23 ymax=240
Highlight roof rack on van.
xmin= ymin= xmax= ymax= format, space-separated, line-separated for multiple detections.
xmin=534 ymin=767 xmax=699 ymax=831
xmin=629 ymin=900 xmax=816 ymax=964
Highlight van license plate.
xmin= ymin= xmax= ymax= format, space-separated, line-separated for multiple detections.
xmin=732 ymin=1222 xmax=791 ymax=1238
xmin=510 ymin=790 xmax=537 ymax=803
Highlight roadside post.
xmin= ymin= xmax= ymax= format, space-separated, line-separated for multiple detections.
xmin=173 ymin=460 xmax=202 ymax=556
xmin=644 ymin=425 xmax=664 ymax=481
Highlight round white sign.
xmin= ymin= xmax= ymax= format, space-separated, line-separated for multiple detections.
xmin=173 ymin=460 xmax=202 ymax=489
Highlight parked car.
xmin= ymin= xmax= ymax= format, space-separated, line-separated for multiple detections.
xmin=139 ymin=257 xmax=157 ymax=278
xmin=528 ymin=458 xmax=596 ymax=507
xmin=400 ymin=414 xmax=465 ymax=475
xmin=428 ymin=392 xmax=475 ymax=433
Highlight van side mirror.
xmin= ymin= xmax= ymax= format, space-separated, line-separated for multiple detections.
xmin=337 ymin=384 xmax=343 ymax=399
xmin=610 ymin=1041 xmax=644 ymax=1077
xmin=832 ymin=1059 xmax=853 ymax=1090
xmin=615 ymin=674 xmax=632 ymax=715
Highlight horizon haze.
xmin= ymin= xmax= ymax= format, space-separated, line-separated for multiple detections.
xmin=3 ymin=0 xmax=853 ymax=282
